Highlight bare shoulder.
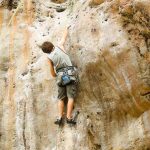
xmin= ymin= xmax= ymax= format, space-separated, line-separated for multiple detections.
xmin=48 ymin=58 xmax=53 ymax=66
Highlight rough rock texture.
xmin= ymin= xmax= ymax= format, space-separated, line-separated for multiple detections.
xmin=0 ymin=0 xmax=150 ymax=150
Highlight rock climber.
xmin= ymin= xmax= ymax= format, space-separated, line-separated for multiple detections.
xmin=40 ymin=27 xmax=78 ymax=125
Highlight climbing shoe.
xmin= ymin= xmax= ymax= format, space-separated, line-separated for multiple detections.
xmin=54 ymin=117 xmax=63 ymax=126
xmin=66 ymin=118 xmax=76 ymax=125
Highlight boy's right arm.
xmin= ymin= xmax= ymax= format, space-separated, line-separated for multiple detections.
xmin=58 ymin=26 xmax=70 ymax=52
xmin=48 ymin=59 xmax=56 ymax=77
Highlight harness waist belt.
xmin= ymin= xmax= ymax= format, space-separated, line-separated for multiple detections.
xmin=56 ymin=66 xmax=77 ymax=73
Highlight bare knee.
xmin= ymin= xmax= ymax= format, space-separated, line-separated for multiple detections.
xmin=68 ymin=98 xmax=74 ymax=101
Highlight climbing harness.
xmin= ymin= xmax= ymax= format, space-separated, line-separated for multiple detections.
xmin=56 ymin=66 xmax=78 ymax=87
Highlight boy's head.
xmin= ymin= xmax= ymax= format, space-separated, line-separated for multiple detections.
xmin=40 ymin=41 xmax=54 ymax=53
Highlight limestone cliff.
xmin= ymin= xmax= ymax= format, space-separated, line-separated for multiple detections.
xmin=0 ymin=0 xmax=150 ymax=150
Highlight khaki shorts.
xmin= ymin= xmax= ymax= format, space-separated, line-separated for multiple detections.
xmin=57 ymin=83 xmax=77 ymax=100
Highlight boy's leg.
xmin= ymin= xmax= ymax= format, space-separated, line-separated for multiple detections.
xmin=66 ymin=83 xmax=77 ymax=119
xmin=58 ymin=100 xmax=64 ymax=118
xmin=57 ymin=86 xmax=66 ymax=118
xmin=66 ymin=98 xmax=74 ymax=119
xmin=54 ymin=86 xmax=66 ymax=125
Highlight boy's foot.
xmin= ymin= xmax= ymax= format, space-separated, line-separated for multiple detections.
xmin=54 ymin=117 xmax=63 ymax=125
xmin=66 ymin=118 xmax=76 ymax=125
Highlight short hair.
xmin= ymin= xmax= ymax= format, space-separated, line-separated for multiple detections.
xmin=41 ymin=41 xmax=54 ymax=53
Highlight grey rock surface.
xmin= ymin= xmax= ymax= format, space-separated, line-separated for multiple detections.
xmin=0 ymin=0 xmax=150 ymax=150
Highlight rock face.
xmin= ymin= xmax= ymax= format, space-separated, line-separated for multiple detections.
xmin=0 ymin=0 xmax=150 ymax=150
